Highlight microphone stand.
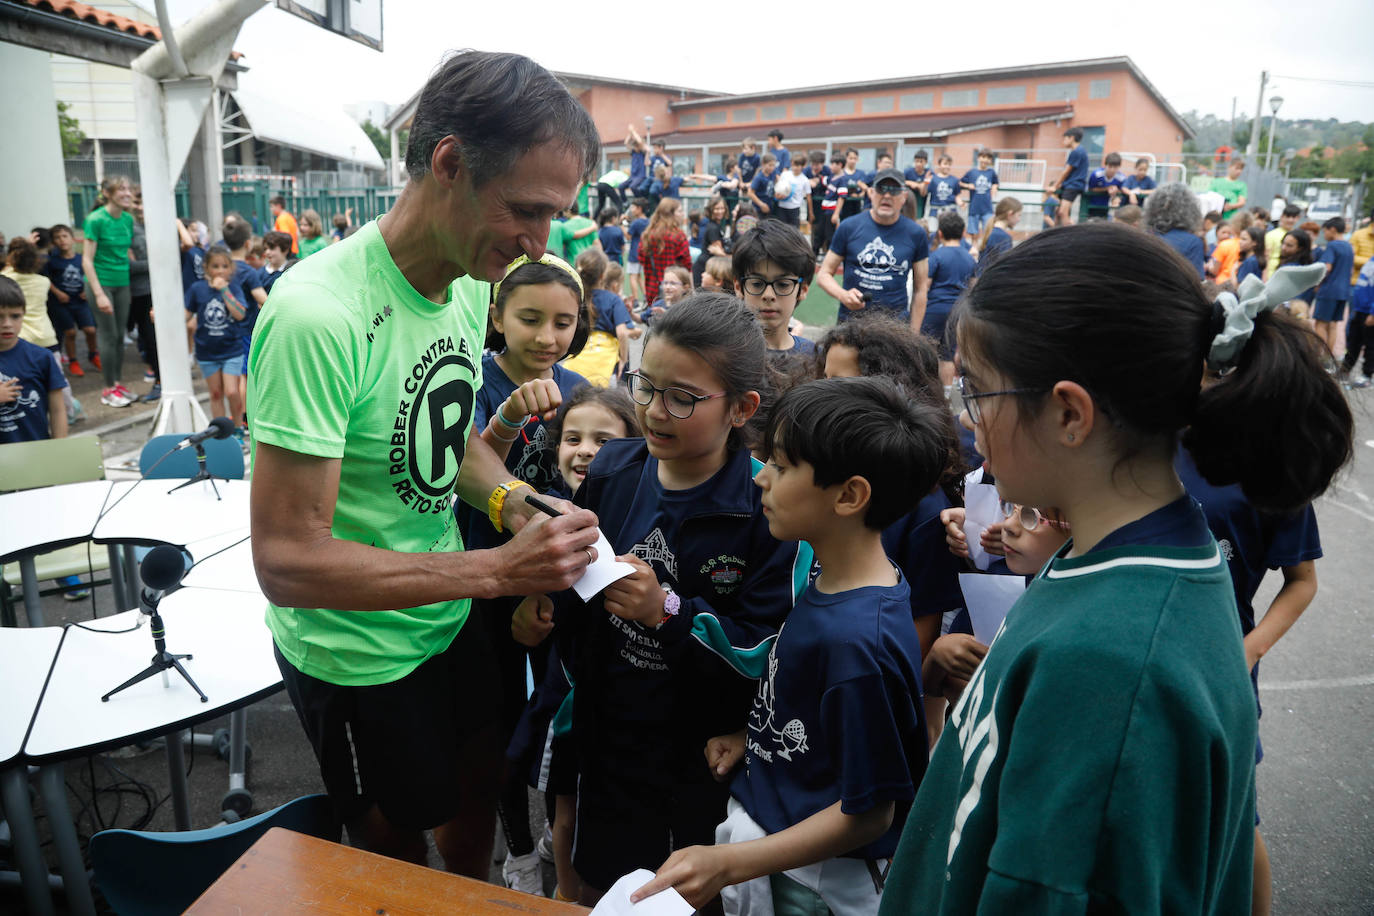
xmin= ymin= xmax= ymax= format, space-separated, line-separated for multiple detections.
xmin=102 ymin=585 xmax=208 ymax=704
xmin=167 ymin=441 xmax=224 ymax=500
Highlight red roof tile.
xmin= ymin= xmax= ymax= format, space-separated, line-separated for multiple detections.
xmin=11 ymin=0 xmax=243 ymax=57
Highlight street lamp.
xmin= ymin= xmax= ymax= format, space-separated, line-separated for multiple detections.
xmin=1265 ymin=95 xmax=1283 ymax=171
xmin=644 ymin=115 xmax=654 ymax=148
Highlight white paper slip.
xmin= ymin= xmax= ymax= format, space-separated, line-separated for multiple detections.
xmin=963 ymin=479 xmax=1003 ymax=572
xmin=959 ymin=572 xmax=1026 ymax=645
xmin=575 ymin=528 xmax=637 ymax=601
xmin=590 ymin=868 xmax=694 ymax=916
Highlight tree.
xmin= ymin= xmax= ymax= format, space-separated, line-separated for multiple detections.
xmin=361 ymin=118 xmax=389 ymax=161
xmin=56 ymin=101 xmax=85 ymax=158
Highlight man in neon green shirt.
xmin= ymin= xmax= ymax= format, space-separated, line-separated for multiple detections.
xmin=249 ymin=51 xmax=603 ymax=878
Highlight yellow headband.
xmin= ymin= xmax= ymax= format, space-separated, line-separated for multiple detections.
xmin=493 ymin=252 xmax=583 ymax=303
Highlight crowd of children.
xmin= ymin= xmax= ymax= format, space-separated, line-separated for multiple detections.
xmin=431 ymin=156 xmax=1363 ymax=915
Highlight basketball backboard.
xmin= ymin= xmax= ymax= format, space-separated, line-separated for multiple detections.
xmin=275 ymin=0 xmax=383 ymax=51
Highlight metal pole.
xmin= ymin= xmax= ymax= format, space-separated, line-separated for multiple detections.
xmin=1265 ymin=113 xmax=1278 ymax=171
xmin=1245 ymin=71 xmax=1267 ymax=160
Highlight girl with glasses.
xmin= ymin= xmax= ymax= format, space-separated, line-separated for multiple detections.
xmin=880 ymin=223 xmax=1352 ymax=915
xmin=542 ymin=292 xmax=811 ymax=905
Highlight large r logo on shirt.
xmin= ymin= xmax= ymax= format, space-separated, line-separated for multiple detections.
xmin=408 ymin=352 xmax=475 ymax=497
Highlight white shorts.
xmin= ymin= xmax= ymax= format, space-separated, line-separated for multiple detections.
xmin=626 ymin=262 xmax=642 ymax=276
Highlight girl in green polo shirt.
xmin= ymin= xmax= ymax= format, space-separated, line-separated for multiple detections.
xmin=81 ymin=175 xmax=137 ymax=408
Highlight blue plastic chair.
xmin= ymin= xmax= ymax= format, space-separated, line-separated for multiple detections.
xmin=89 ymin=794 xmax=340 ymax=915
xmin=138 ymin=433 xmax=245 ymax=480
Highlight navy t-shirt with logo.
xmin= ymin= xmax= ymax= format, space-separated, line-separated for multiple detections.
xmin=739 ymin=152 xmax=761 ymax=184
xmin=0 ymin=339 xmax=67 ymax=444
xmin=180 ymin=245 xmax=205 ymax=293
xmin=183 ymin=279 xmax=247 ymax=361
xmin=927 ymin=174 xmax=960 ymax=210
xmin=732 ymin=573 xmax=927 ymax=860
xmin=961 ymin=167 xmax=998 ymax=216
xmin=829 ymin=214 xmax=930 ymax=310
xmin=233 ymin=260 xmax=264 ymax=337
xmin=751 ymin=171 xmax=778 ymax=213
xmin=41 ymin=252 xmax=87 ymax=308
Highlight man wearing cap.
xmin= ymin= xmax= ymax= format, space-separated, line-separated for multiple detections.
xmin=815 ymin=168 xmax=930 ymax=325
xmin=248 ymin=51 xmax=603 ymax=878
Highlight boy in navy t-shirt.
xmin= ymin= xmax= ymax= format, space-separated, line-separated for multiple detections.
xmin=1086 ymin=152 xmax=1127 ymax=220
xmin=733 ymin=219 xmax=818 ymax=358
xmin=739 ymin=138 xmax=761 ymax=185
xmin=1314 ymin=217 xmax=1355 ymax=355
xmin=1049 ymin=127 xmax=1088 ymax=226
xmin=959 ymin=150 xmax=999 ymax=236
xmin=926 ymin=155 xmax=960 ymax=216
xmin=748 ymin=154 xmax=780 ymax=219
xmin=919 ymin=212 xmax=976 ymax=385
xmin=0 ymin=277 xmax=68 ymax=444
xmin=904 ymin=150 xmax=931 ymax=220
xmin=258 ymin=231 xmax=297 ymax=296
xmin=632 ymin=376 xmax=937 ymax=915
xmin=596 ymin=206 xmax=625 ymax=264
xmin=624 ymin=198 xmax=650 ymax=307
xmin=41 ymin=223 xmax=99 ymax=376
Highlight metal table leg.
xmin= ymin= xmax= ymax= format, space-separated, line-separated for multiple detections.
xmin=37 ymin=764 xmax=95 ymax=916
xmin=165 ymin=729 xmax=191 ymax=830
xmin=0 ymin=765 xmax=55 ymax=916
xmin=19 ymin=556 xmax=43 ymax=628
xmin=106 ymin=545 xmax=129 ymax=611
xmin=122 ymin=546 xmax=139 ymax=607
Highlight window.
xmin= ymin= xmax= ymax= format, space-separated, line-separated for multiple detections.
xmin=1078 ymin=126 xmax=1106 ymax=161
xmin=793 ymin=101 xmax=821 ymax=118
xmin=900 ymin=92 xmax=933 ymax=110
xmin=679 ymin=112 xmax=700 ymax=128
xmin=762 ymin=104 xmax=786 ymax=120
xmin=734 ymin=107 xmax=756 ymax=123
xmin=1036 ymin=81 xmax=1079 ymax=102
xmin=986 ymin=86 xmax=1026 ymax=105
xmin=942 ymin=89 xmax=978 ymax=107
xmin=704 ymin=110 xmax=727 ymax=125
xmin=825 ymin=98 xmax=854 ymax=116
xmin=862 ymin=96 xmax=894 ymax=114
xmin=1089 ymin=79 xmax=1111 ymax=99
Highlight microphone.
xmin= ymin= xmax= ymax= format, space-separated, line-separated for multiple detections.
xmin=173 ymin=417 xmax=235 ymax=451
xmin=139 ymin=544 xmax=187 ymax=612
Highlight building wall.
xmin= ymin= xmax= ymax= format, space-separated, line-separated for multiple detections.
xmin=0 ymin=44 xmax=71 ymax=232
xmin=48 ymin=0 xmax=156 ymax=143
xmin=579 ymin=86 xmax=682 ymax=146
xmin=1120 ymin=76 xmax=1188 ymax=162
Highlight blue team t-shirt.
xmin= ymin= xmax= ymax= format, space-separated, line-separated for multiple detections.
xmin=1352 ymin=262 xmax=1374 ymax=315
xmin=961 ymin=168 xmax=998 ymax=216
xmin=183 ymin=279 xmax=247 ymax=361
xmin=772 ymin=146 xmax=791 ymax=172
xmin=180 ymin=246 xmax=205 ymax=293
xmin=629 ymin=150 xmax=647 ymax=188
xmin=42 ymin=252 xmax=87 ymax=308
xmin=739 ymin=152 xmax=761 ymax=184
xmin=1317 ymin=239 xmax=1354 ymax=301
xmin=0 ymin=339 xmax=67 ymax=443
xmin=904 ymin=166 xmax=930 ymax=187
xmin=1175 ymin=447 xmax=1321 ymax=640
xmin=981 ymin=227 xmax=1013 ymax=265
xmin=926 ymin=245 xmax=977 ymax=313
xmin=592 ymin=288 xmax=635 ymax=334
xmin=1158 ymin=229 xmax=1206 ymax=279
xmin=881 ymin=489 xmax=965 ymax=625
xmin=1237 ymin=255 xmax=1263 ymax=285
xmin=1086 ymin=168 xmax=1126 ymax=210
xmin=232 ymin=260 xmax=263 ymax=336
xmin=927 ymin=174 xmax=960 ymax=210
xmin=732 ymin=573 xmax=927 ymax=860
xmin=1063 ymin=146 xmax=1089 ymax=191
xmin=599 ymin=225 xmax=625 ymax=262
xmin=750 ymin=171 xmax=777 ymax=213
xmin=1090 ymin=493 xmax=1214 ymax=554
xmin=1124 ymin=174 xmax=1156 ymax=195
xmin=473 ymin=353 xmax=587 ymax=500
xmin=627 ymin=217 xmax=649 ymax=264
xmin=829 ymin=214 xmax=930 ymax=310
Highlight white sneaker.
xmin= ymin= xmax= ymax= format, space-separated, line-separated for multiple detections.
xmin=501 ymin=850 xmax=544 ymax=897
xmin=101 ymin=387 xmax=132 ymax=408
xmin=536 ymin=824 xmax=554 ymax=864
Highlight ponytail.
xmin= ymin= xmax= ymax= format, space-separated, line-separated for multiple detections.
xmin=1185 ymin=310 xmax=1352 ymax=513
xmin=574 ymin=247 xmax=607 ymax=333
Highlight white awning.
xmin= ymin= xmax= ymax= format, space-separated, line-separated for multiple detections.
xmin=229 ymin=87 xmax=385 ymax=170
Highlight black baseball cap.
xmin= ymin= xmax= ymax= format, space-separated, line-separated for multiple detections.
xmin=872 ymin=168 xmax=906 ymax=191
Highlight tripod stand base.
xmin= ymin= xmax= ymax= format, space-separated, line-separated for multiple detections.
xmin=103 ymin=650 xmax=208 ymax=703
xmin=167 ymin=470 xmax=224 ymax=500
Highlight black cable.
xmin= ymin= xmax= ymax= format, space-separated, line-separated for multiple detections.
xmin=185 ymin=534 xmax=249 ymax=571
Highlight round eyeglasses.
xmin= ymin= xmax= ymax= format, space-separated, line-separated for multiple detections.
xmin=999 ymin=500 xmax=1070 ymax=532
xmin=625 ymin=372 xmax=727 ymax=420
xmin=741 ymin=275 xmax=800 ymax=298
xmin=955 ymin=376 xmax=1045 ymax=425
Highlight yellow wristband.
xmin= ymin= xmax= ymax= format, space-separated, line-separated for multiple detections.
xmin=488 ymin=480 xmax=532 ymax=534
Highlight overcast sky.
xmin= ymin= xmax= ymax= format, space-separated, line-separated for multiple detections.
xmin=168 ymin=0 xmax=1374 ymax=128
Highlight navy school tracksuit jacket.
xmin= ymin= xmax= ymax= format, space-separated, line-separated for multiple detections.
xmin=552 ymin=438 xmax=812 ymax=763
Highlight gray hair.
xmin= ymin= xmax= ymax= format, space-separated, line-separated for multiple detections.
xmin=404 ymin=50 xmax=601 ymax=188
xmin=1144 ymin=182 xmax=1202 ymax=234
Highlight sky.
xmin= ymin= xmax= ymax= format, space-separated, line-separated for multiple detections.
xmin=167 ymin=0 xmax=1374 ymax=128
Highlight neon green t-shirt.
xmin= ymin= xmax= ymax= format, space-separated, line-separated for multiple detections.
xmin=297 ymin=234 xmax=329 ymax=259
xmin=248 ymin=220 xmax=489 ymax=686
xmin=545 ymin=220 xmax=568 ymax=261
xmin=564 ymin=216 xmax=598 ymax=261
xmin=81 ymin=207 xmax=134 ymax=287
xmin=1209 ymin=176 xmax=1247 ymax=212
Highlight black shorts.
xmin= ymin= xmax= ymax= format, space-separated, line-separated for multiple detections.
xmin=920 ymin=310 xmax=955 ymax=361
xmin=274 ymin=613 xmax=501 ymax=830
xmin=776 ymin=207 xmax=802 ymax=227
xmin=1059 ymin=187 xmax=1083 ymax=203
